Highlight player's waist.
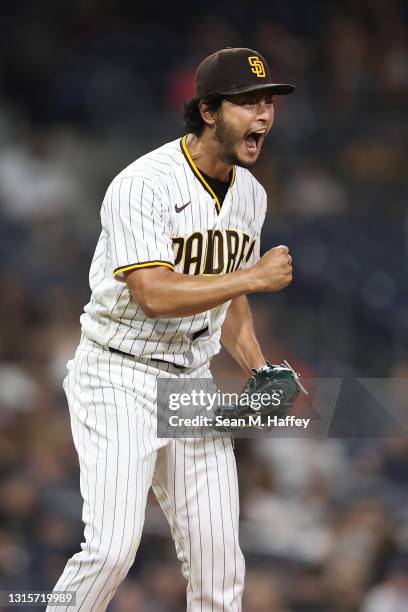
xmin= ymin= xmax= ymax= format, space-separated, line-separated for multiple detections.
xmin=78 ymin=334 xmax=211 ymax=373
xmin=80 ymin=311 xmax=213 ymax=355
xmin=108 ymin=346 xmax=187 ymax=370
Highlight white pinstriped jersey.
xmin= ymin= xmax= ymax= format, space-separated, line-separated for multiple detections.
xmin=81 ymin=136 xmax=267 ymax=369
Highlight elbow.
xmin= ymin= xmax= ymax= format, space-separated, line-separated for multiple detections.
xmin=135 ymin=295 xmax=161 ymax=319
xmin=131 ymin=289 xmax=169 ymax=319
xmin=140 ymin=304 xmax=158 ymax=319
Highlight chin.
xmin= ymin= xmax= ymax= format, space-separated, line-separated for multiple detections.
xmin=234 ymin=154 xmax=259 ymax=169
xmin=226 ymin=148 xmax=259 ymax=169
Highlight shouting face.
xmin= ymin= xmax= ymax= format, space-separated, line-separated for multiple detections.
xmin=213 ymin=90 xmax=275 ymax=167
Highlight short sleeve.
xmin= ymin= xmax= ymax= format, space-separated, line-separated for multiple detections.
xmin=103 ymin=177 xmax=175 ymax=281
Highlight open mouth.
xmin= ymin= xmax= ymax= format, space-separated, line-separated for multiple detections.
xmin=244 ymin=130 xmax=265 ymax=154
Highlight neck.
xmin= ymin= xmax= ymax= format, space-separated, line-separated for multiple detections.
xmin=186 ymin=131 xmax=232 ymax=182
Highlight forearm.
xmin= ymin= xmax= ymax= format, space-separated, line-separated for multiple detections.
xmin=125 ymin=243 xmax=292 ymax=319
xmin=126 ymin=267 xmax=258 ymax=318
xmin=221 ymin=295 xmax=266 ymax=374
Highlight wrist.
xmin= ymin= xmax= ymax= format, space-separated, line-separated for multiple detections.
xmin=251 ymin=359 xmax=268 ymax=372
xmin=240 ymin=349 xmax=266 ymax=372
xmin=253 ymin=362 xmax=269 ymax=372
xmin=244 ymin=267 xmax=262 ymax=294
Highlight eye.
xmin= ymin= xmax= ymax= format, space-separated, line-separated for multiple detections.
xmin=263 ymin=96 xmax=274 ymax=105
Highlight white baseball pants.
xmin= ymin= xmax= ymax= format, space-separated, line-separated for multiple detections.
xmin=47 ymin=338 xmax=244 ymax=612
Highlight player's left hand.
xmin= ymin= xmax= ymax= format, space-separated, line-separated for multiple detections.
xmin=213 ymin=360 xmax=307 ymax=430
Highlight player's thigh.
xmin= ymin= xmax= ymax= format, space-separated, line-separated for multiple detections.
xmin=64 ymin=347 xmax=160 ymax=522
xmin=153 ymin=435 xmax=241 ymax=557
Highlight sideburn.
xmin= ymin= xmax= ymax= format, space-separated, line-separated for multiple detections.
xmin=213 ymin=110 xmax=252 ymax=168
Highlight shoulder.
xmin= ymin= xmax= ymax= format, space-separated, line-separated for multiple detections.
xmin=112 ymin=138 xmax=183 ymax=188
xmin=235 ymin=167 xmax=266 ymax=199
xmin=101 ymin=140 xmax=183 ymax=214
xmin=235 ymin=167 xmax=267 ymax=216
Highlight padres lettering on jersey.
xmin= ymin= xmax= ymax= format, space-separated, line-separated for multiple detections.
xmin=173 ymin=229 xmax=255 ymax=275
xmin=80 ymin=137 xmax=267 ymax=369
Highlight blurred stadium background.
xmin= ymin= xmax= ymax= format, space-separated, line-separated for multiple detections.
xmin=1 ymin=1 xmax=408 ymax=610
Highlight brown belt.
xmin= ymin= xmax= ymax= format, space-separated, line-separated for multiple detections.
xmin=108 ymin=347 xmax=186 ymax=370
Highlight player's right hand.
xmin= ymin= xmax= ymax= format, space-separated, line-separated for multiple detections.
xmin=251 ymin=245 xmax=293 ymax=292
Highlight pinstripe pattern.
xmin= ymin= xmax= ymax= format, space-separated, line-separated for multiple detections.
xmin=49 ymin=135 xmax=267 ymax=610
xmin=80 ymin=137 xmax=266 ymax=371
xmin=48 ymin=340 xmax=244 ymax=612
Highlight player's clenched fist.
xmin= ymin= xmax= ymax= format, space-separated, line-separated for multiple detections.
xmin=251 ymin=245 xmax=293 ymax=292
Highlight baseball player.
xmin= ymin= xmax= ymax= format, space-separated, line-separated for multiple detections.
xmin=48 ymin=48 xmax=295 ymax=612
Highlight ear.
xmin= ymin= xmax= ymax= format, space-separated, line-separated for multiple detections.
xmin=199 ymin=99 xmax=219 ymax=128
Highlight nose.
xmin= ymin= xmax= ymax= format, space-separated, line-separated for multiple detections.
xmin=256 ymin=100 xmax=273 ymax=122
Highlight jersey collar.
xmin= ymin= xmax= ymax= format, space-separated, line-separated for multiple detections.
xmin=180 ymin=135 xmax=236 ymax=214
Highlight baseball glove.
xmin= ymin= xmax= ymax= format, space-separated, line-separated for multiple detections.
xmin=213 ymin=360 xmax=307 ymax=431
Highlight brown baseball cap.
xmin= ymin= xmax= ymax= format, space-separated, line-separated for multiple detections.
xmin=195 ymin=47 xmax=295 ymax=97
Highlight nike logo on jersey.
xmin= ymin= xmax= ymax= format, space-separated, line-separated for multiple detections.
xmin=175 ymin=201 xmax=191 ymax=213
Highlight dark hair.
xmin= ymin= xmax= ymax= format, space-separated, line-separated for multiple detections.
xmin=183 ymin=94 xmax=224 ymax=136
